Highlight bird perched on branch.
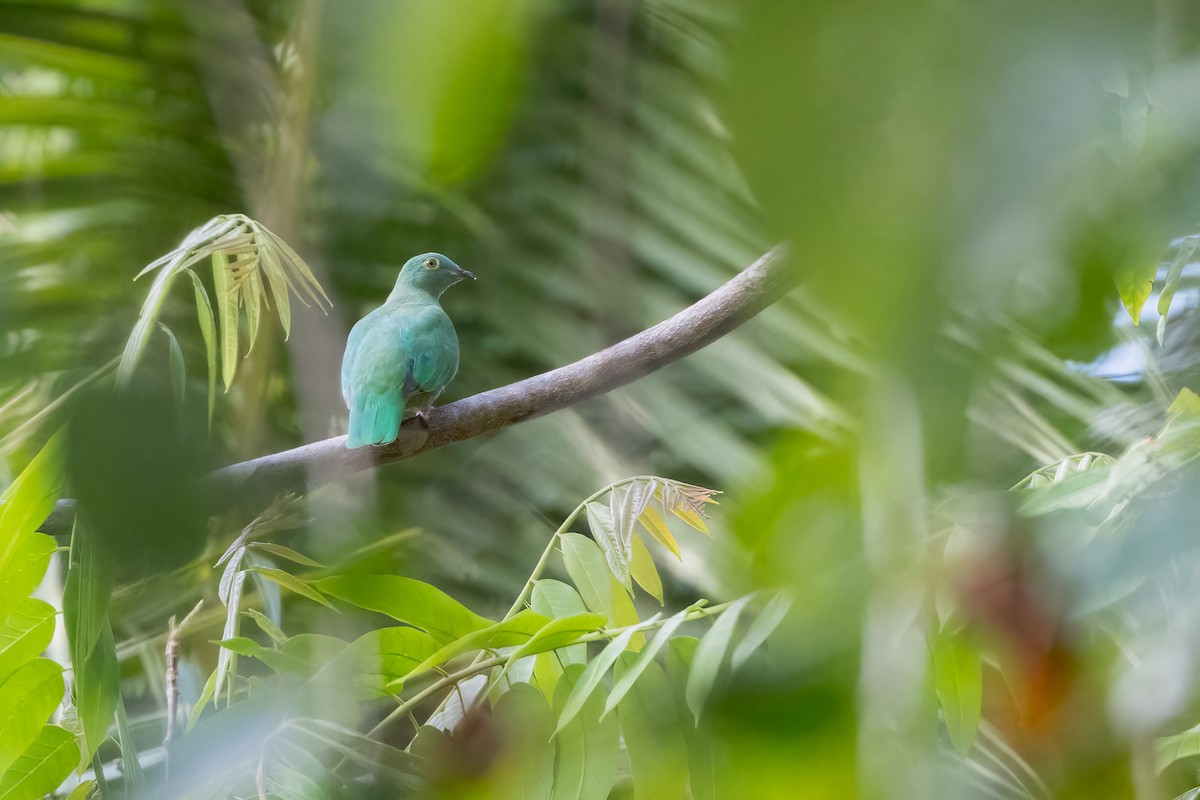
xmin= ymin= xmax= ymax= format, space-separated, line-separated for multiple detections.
xmin=341 ymin=252 xmax=475 ymax=448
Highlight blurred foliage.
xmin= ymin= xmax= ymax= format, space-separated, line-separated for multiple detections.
xmin=5 ymin=0 xmax=1200 ymax=798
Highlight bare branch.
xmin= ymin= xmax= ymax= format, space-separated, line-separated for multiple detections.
xmin=39 ymin=248 xmax=796 ymax=538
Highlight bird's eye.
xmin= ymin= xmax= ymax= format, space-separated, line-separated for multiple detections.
xmin=423 ymin=257 xmax=439 ymax=269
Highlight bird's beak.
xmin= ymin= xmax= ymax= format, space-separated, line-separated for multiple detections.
xmin=457 ymin=267 xmax=477 ymax=281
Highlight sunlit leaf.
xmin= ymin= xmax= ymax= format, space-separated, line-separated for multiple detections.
xmin=1114 ymin=257 xmax=1156 ymax=326
xmin=0 ymin=599 xmax=55 ymax=687
xmin=639 ymin=506 xmax=682 ymax=560
xmin=0 ymin=724 xmax=78 ymax=800
xmin=630 ymin=534 xmax=663 ymax=604
xmin=0 ymin=659 xmax=64 ymax=775
xmin=316 ymin=575 xmax=492 ymax=644
xmin=0 ymin=537 xmax=55 ymax=635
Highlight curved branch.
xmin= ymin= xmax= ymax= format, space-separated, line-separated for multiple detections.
xmin=40 ymin=248 xmax=796 ymax=537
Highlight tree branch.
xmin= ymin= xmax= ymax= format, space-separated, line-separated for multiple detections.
xmin=39 ymin=248 xmax=795 ymax=538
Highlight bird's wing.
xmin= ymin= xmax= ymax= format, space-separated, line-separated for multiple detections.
xmin=342 ymin=304 xmax=459 ymax=448
xmin=402 ymin=306 xmax=460 ymax=395
xmin=341 ymin=315 xmax=368 ymax=404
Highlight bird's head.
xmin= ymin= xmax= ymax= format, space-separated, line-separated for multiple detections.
xmin=391 ymin=252 xmax=476 ymax=298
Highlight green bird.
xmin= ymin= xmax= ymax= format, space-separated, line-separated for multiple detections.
xmin=342 ymin=252 xmax=475 ymax=448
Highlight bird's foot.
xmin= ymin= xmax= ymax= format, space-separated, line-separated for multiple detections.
xmin=415 ymin=408 xmax=432 ymax=428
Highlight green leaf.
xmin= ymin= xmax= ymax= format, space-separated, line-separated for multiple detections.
xmin=497 ymin=613 xmax=606 ymax=683
xmin=212 ymin=249 xmax=239 ymax=390
xmin=933 ymin=628 xmax=982 ymax=756
xmin=247 ymin=567 xmax=334 ymax=609
xmin=187 ymin=668 xmax=218 ymax=733
xmin=222 ymin=633 xmax=348 ymax=677
xmin=0 ymin=599 xmax=56 ymax=686
xmin=0 ymin=434 xmax=63 ymax=551
xmin=603 ymin=607 xmax=692 ymax=717
xmin=65 ymin=779 xmax=95 ymax=800
xmin=187 ymin=269 xmax=218 ymax=427
xmin=1157 ymin=723 xmax=1200 ymax=773
xmin=244 ymin=608 xmax=288 ymax=645
xmin=586 ymin=501 xmax=631 ymax=589
xmin=665 ymin=637 xmax=717 ymax=800
xmin=388 ymin=611 xmax=551 ymax=692
xmin=0 ymin=659 xmax=64 ymax=775
xmin=63 ymin=519 xmax=117 ymax=761
xmin=555 ymin=614 xmax=661 ymax=733
xmin=315 ymin=627 xmax=441 ymax=700
xmin=686 ymin=596 xmax=751 ymax=722
xmin=249 ymin=542 xmax=325 ymax=568
xmin=630 ymin=535 xmax=664 ymax=604
xmin=491 ymin=683 xmax=554 ymax=800
xmin=259 ymin=245 xmax=293 ymax=338
xmin=550 ymin=664 xmax=619 ymax=800
xmin=72 ymin=621 xmax=119 ymax=762
xmin=63 ymin=518 xmax=110 ymax=663
xmin=114 ymin=698 xmax=146 ymax=796
xmin=559 ymin=533 xmax=615 ymax=621
xmin=1155 ymin=236 xmax=1200 ymax=344
xmin=0 ymin=725 xmax=78 ymax=800
xmin=241 ymin=262 xmax=262 ymax=354
xmin=1114 ymin=257 xmax=1156 ymax=326
xmin=316 ymin=575 xmax=492 ymax=644
xmin=731 ymin=592 xmax=793 ymax=669
xmin=215 ymin=636 xmax=261 ymax=657
xmin=531 ymin=580 xmax=592 ymax=666
xmin=611 ymin=574 xmax=644 ymax=649
xmin=615 ymin=655 xmax=688 ymax=800
xmin=158 ymin=322 xmax=186 ymax=407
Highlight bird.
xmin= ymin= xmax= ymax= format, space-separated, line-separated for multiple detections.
xmin=341 ymin=252 xmax=475 ymax=448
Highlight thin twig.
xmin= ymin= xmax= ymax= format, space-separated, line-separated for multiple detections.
xmin=39 ymin=249 xmax=796 ymax=538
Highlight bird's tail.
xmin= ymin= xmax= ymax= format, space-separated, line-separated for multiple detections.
xmin=347 ymin=391 xmax=403 ymax=448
